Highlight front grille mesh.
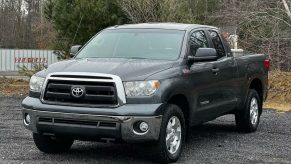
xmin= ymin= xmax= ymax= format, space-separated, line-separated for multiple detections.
xmin=43 ymin=79 xmax=118 ymax=107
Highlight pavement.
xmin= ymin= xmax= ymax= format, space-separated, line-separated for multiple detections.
xmin=0 ymin=96 xmax=291 ymax=164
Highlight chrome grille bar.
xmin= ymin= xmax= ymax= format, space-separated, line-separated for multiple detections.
xmin=40 ymin=72 xmax=126 ymax=108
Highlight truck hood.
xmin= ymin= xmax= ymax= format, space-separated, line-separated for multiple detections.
xmin=42 ymin=58 xmax=175 ymax=81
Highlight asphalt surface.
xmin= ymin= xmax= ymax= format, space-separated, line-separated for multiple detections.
xmin=0 ymin=97 xmax=291 ymax=164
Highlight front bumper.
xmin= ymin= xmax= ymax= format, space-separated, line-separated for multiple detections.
xmin=22 ymin=97 xmax=163 ymax=142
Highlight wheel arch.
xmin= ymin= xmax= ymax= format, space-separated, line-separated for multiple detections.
xmin=167 ymin=94 xmax=191 ymax=126
xmin=248 ymin=78 xmax=263 ymax=114
xmin=249 ymin=78 xmax=263 ymax=100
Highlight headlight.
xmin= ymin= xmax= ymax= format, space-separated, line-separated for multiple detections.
xmin=123 ymin=80 xmax=159 ymax=96
xmin=30 ymin=75 xmax=45 ymax=92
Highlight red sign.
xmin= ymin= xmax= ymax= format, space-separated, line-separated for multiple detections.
xmin=14 ymin=57 xmax=48 ymax=63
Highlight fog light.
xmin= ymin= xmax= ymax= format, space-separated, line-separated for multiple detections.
xmin=133 ymin=121 xmax=149 ymax=135
xmin=139 ymin=122 xmax=149 ymax=132
xmin=24 ymin=113 xmax=30 ymax=125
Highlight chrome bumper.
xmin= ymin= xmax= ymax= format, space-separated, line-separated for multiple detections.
xmin=22 ymin=109 xmax=162 ymax=142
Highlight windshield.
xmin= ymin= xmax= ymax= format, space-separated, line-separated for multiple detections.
xmin=76 ymin=29 xmax=185 ymax=60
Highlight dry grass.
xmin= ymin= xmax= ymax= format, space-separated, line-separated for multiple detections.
xmin=264 ymin=102 xmax=291 ymax=112
xmin=0 ymin=78 xmax=29 ymax=96
xmin=0 ymin=71 xmax=290 ymax=111
xmin=264 ymin=70 xmax=291 ymax=112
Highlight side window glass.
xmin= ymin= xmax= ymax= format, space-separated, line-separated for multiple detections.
xmin=209 ymin=30 xmax=226 ymax=58
xmin=189 ymin=30 xmax=209 ymax=56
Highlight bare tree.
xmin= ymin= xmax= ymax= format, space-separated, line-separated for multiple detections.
xmin=212 ymin=0 xmax=291 ymax=71
xmin=118 ymin=0 xmax=160 ymax=23
xmin=117 ymin=0 xmax=195 ymax=23
xmin=0 ymin=0 xmax=54 ymax=49
xmin=282 ymin=0 xmax=291 ymax=20
xmin=118 ymin=0 xmax=291 ymax=71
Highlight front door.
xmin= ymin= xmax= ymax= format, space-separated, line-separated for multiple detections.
xmin=186 ymin=30 xmax=222 ymax=124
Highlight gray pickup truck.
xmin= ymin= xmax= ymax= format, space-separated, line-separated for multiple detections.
xmin=22 ymin=23 xmax=269 ymax=163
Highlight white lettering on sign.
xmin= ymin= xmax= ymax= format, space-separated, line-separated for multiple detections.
xmin=14 ymin=57 xmax=48 ymax=63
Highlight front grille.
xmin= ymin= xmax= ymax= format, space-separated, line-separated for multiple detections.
xmin=43 ymin=79 xmax=118 ymax=107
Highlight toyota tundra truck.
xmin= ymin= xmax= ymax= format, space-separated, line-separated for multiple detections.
xmin=22 ymin=23 xmax=269 ymax=163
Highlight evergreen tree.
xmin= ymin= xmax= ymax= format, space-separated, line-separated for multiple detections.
xmin=44 ymin=0 xmax=127 ymax=59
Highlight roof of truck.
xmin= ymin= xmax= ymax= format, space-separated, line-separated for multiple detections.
xmin=107 ymin=23 xmax=217 ymax=31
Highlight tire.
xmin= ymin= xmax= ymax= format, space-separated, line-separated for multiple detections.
xmin=33 ymin=133 xmax=74 ymax=154
xmin=154 ymin=104 xmax=186 ymax=163
xmin=235 ymin=89 xmax=262 ymax=132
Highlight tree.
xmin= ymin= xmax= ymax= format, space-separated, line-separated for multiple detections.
xmin=210 ymin=0 xmax=291 ymax=71
xmin=0 ymin=0 xmax=53 ymax=49
xmin=282 ymin=0 xmax=291 ymax=21
xmin=30 ymin=0 xmax=291 ymax=71
xmin=44 ymin=0 xmax=127 ymax=59
xmin=118 ymin=0 xmax=217 ymax=24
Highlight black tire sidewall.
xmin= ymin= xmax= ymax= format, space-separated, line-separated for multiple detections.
xmin=236 ymin=89 xmax=261 ymax=132
xmin=158 ymin=104 xmax=186 ymax=162
xmin=249 ymin=90 xmax=261 ymax=129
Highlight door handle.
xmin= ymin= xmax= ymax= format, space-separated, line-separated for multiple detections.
xmin=212 ymin=68 xmax=220 ymax=74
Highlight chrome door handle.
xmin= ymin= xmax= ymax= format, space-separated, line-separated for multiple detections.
xmin=212 ymin=68 xmax=220 ymax=73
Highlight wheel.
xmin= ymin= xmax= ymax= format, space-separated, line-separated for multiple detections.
xmin=154 ymin=104 xmax=186 ymax=163
xmin=33 ymin=133 xmax=74 ymax=153
xmin=235 ymin=89 xmax=262 ymax=132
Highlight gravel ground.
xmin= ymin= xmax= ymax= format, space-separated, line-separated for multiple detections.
xmin=0 ymin=96 xmax=291 ymax=164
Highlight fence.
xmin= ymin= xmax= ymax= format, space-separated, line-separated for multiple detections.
xmin=0 ymin=49 xmax=58 ymax=72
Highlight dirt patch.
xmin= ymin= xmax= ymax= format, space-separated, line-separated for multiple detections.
xmin=264 ymin=102 xmax=291 ymax=112
xmin=0 ymin=78 xmax=29 ymax=96
xmin=264 ymin=71 xmax=291 ymax=112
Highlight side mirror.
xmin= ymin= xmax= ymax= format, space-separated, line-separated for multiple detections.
xmin=70 ymin=45 xmax=82 ymax=57
xmin=188 ymin=48 xmax=218 ymax=62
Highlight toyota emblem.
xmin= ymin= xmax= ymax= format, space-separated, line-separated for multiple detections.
xmin=71 ymin=87 xmax=85 ymax=98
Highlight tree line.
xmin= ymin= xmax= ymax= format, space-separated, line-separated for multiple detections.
xmin=0 ymin=0 xmax=290 ymax=71
xmin=0 ymin=0 xmax=56 ymax=49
